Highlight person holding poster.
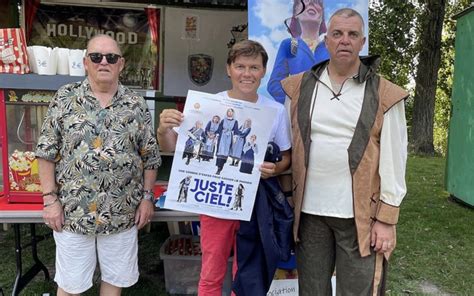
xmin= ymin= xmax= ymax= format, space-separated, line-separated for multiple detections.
xmin=157 ymin=40 xmax=291 ymax=296
xmin=267 ymin=0 xmax=330 ymax=104
xmin=37 ymin=35 xmax=160 ymax=296
xmin=282 ymin=8 xmax=408 ymax=295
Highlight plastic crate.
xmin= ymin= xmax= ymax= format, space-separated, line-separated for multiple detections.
xmin=159 ymin=235 xmax=233 ymax=295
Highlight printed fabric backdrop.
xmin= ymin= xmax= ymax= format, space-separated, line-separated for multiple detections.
xmin=25 ymin=3 xmax=161 ymax=90
xmin=248 ymin=0 xmax=369 ymax=102
xmin=163 ymin=8 xmax=247 ymax=97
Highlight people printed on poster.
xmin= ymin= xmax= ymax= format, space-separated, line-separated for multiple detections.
xmin=175 ymin=109 xmax=260 ymax=175
xmin=230 ymin=183 xmax=244 ymax=211
xmin=215 ymin=108 xmax=239 ymax=175
xmin=177 ymin=176 xmax=192 ymax=203
xmin=182 ymin=121 xmax=204 ymax=165
xmin=229 ymin=119 xmax=252 ymax=168
xmin=239 ymin=134 xmax=258 ymax=174
xmin=200 ymin=115 xmax=220 ymax=161
xmin=164 ymin=90 xmax=276 ymax=221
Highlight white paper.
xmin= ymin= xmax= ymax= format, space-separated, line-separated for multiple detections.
xmin=164 ymin=90 xmax=277 ymax=221
xmin=56 ymin=47 xmax=69 ymax=75
xmin=68 ymin=49 xmax=85 ymax=76
xmin=27 ymin=46 xmax=37 ymax=73
xmin=32 ymin=46 xmax=57 ymax=75
xmin=266 ymin=276 xmax=336 ymax=296
xmin=267 ymin=279 xmax=298 ymax=296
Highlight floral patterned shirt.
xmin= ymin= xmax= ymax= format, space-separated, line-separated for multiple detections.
xmin=36 ymin=78 xmax=161 ymax=235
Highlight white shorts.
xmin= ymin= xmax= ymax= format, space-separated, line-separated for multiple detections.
xmin=53 ymin=226 xmax=139 ymax=294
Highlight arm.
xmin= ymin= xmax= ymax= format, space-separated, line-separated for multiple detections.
xmin=242 ymin=127 xmax=251 ymax=138
xmin=267 ymin=39 xmax=291 ymax=104
xmin=313 ymin=41 xmax=330 ymax=65
xmin=232 ymin=120 xmax=239 ymax=134
xmin=36 ymin=92 xmax=64 ymax=231
xmin=233 ymin=126 xmax=242 ymax=136
xmin=371 ymin=100 xmax=408 ymax=254
xmin=260 ymin=149 xmax=291 ymax=179
xmin=205 ymin=121 xmax=211 ymax=137
xmin=157 ymin=109 xmax=183 ymax=152
xmin=260 ymin=102 xmax=292 ymax=179
xmin=135 ymin=169 xmax=157 ymax=230
xmin=136 ymin=102 xmax=161 ymax=229
xmin=38 ymin=158 xmax=64 ymax=232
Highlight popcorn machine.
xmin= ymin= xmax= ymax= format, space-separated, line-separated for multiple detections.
xmin=0 ymin=73 xmax=82 ymax=203
xmin=0 ymin=84 xmax=50 ymax=203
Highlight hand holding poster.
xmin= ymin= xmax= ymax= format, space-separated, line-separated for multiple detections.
xmin=164 ymin=90 xmax=277 ymax=221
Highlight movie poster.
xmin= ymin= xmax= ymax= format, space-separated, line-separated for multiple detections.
xmin=164 ymin=90 xmax=276 ymax=221
xmin=26 ymin=3 xmax=161 ymax=90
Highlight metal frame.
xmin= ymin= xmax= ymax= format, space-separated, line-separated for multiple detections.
xmin=0 ymin=90 xmax=11 ymax=202
xmin=12 ymin=224 xmax=50 ymax=296
xmin=0 ymin=209 xmax=199 ymax=224
xmin=0 ymin=210 xmax=198 ymax=295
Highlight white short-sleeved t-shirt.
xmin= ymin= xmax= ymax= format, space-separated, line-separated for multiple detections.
xmin=218 ymin=91 xmax=291 ymax=152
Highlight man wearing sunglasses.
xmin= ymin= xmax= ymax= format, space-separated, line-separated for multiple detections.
xmin=36 ymin=34 xmax=161 ymax=296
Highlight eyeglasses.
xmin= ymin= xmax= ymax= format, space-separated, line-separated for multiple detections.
xmin=87 ymin=53 xmax=122 ymax=64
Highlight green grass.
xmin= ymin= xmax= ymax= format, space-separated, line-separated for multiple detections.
xmin=0 ymin=223 xmax=171 ymax=296
xmin=387 ymin=156 xmax=473 ymax=295
xmin=0 ymin=156 xmax=472 ymax=295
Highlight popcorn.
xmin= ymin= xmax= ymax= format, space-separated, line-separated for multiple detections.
xmin=9 ymin=150 xmax=35 ymax=170
xmin=25 ymin=183 xmax=41 ymax=192
xmin=8 ymin=150 xmax=41 ymax=192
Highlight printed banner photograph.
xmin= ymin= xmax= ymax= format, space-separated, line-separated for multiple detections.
xmin=248 ymin=0 xmax=369 ymax=103
xmin=164 ymin=90 xmax=277 ymax=221
xmin=25 ymin=3 xmax=161 ymax=90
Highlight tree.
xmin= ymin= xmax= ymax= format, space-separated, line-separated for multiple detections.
xmin=369 ymin=0 xmax=417 ymax=87
xmin=370 ymin=0 xmax=472 ymax=155
xmin=411 ymin=0 xmax=447 ymax=155
xmin=369 ymin=0 xmax=418 ymax=132
xmin=433 ymin=0 xmax=472 ymax=154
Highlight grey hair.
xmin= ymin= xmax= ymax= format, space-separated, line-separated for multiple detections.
xmin=86 ymin=34 xmax=122 ymax=55
xmin=327 ymin=8 xmax=365 ymax=36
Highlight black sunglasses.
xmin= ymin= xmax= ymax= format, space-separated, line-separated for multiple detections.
xmin=87 ymin=53 xmax=122 ymax=64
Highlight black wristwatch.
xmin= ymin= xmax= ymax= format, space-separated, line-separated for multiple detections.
xmin=143 ymin=190 xmax=155 ymax=202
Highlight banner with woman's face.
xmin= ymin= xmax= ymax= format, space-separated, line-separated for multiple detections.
xmin=248 ymin=0 xmax=369 ymax=103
